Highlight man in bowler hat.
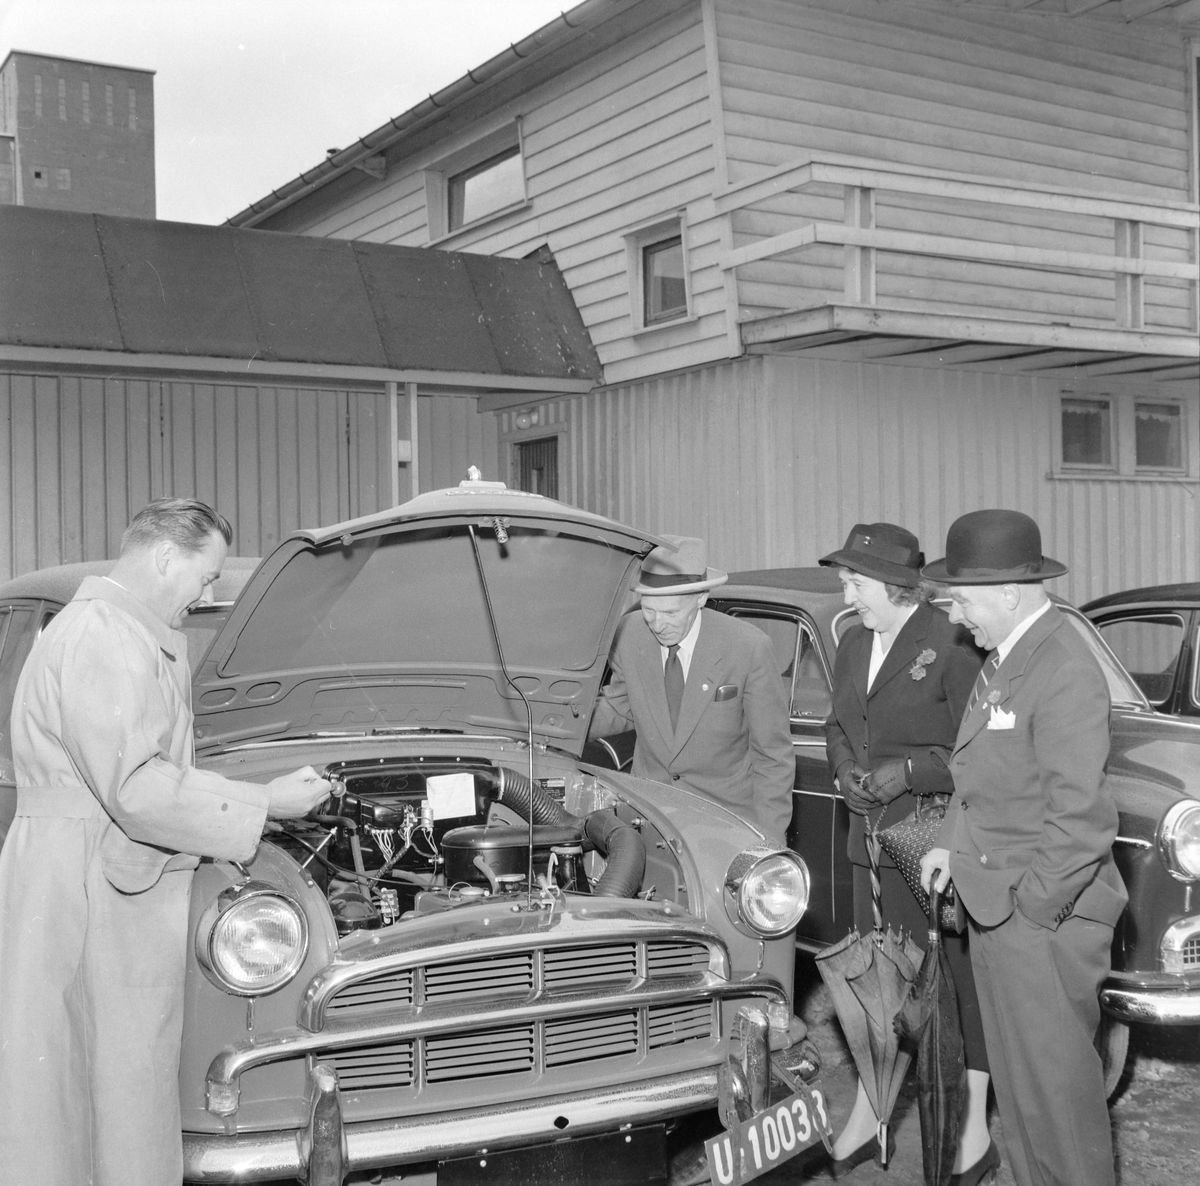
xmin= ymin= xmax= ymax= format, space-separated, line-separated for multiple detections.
xmin=921 ymin=510 xmax=1127 ymax=1186
xmin=588 ymin=536 xmax=794 ymax=844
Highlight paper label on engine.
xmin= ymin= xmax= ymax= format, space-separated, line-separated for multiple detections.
xmin=426 ymin=773 xmax=476 ymax=819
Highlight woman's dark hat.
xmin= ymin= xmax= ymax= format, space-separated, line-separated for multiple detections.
xmin=922 ymin=510 xmax=1067 ymax=584
xmin=818 ymin=523 xmax=924 ymax=588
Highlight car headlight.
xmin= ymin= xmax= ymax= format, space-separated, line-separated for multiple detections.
xmin=1158 ymin=800 xmax=1200 ymax=882
xmin=725 ymin=847 xmax=810 ymax=937
xmin=196 ymin=881 xmax=309 ymax=996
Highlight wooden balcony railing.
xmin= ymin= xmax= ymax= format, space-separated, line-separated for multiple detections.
xmin=715 ymin=153 xmax=1200 ymax=338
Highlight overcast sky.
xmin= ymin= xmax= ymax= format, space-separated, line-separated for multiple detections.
xmin=0 ymin=0 xmax=571 ymax=224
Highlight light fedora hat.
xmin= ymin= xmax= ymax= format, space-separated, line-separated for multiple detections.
xmin=922 ymin=509 xmax=1067 ymax=584
xmin=633 ymin=535 xmax=728 ymax=597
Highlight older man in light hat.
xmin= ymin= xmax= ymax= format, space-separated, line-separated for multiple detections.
xmin=920 ymin=510 xmax=1127 ymax=1186
xmin=588 ymin=536 xmax=794 ymax=844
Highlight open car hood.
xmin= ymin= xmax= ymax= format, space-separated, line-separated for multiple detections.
xmin=191 ymin=478 xmax=664 ymax=754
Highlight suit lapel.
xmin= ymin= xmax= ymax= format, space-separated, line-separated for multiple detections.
xmin=954 ymin=604 xmax=1063 ymax=751
xmin=630 ymin=618 xmax=676 ymax=745
xmin=671 ymin=611 xmax=720 ymax=757
xmin=867 ymin=603 xmax=929 ymax=699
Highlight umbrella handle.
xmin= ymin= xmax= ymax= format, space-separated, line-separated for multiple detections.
xmin=927 ymin=884 xmax=942 ymax=946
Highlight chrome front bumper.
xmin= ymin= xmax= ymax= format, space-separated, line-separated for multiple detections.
xmin=1100 ymin=983 xmax=1200 ymax=1025
xmin=184 ymin=1064 xmax=720 ymax=1183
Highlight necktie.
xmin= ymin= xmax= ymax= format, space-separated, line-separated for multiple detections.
xmin=664 ymin=644 xmax=684 ymax=731
xmin=969 ymin=652 xmax=1001 ymax=712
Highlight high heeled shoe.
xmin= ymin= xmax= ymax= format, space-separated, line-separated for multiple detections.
xmin=948 ymin=1139 xmax=1001 ymax=1186
xmin=817 ymin=1128 xmax=897 ymax=1178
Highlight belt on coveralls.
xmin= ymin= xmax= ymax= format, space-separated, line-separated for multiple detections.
xmin=16 ymin=785 xmax=107 ymax=818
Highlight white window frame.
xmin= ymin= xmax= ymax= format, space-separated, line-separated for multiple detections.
xmin=424 ymin=121 xmax=528 ymax=245
xmin=1054 ymin=388 xmax=1198 ymax=481
xmin=624 ymin=213 xmax=695 ymax=334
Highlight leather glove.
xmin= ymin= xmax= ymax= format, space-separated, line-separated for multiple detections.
xmin=836 ymin=760 xmax=874 ymax=815
xmin=864 ymin=757 xmax=911 ymax=805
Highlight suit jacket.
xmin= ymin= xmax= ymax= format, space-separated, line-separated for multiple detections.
xmin=588 ymin=607 xmax=795 ymax=843
xmin=938 ymin=604 xmax=1128 ymax=930
xmin=826 ymin=601 xmax=984 ymax=866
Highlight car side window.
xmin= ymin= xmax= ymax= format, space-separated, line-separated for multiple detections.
xmin=1093 ymin=614 xmax=1185 ymax=708
xmin=722 ymin=611 xmax=832 ymax=721
xmin=1059 ymin=607 xmax=1148 ymax=709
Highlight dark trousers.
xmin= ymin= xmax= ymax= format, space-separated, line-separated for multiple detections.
xmin=969 ymin=910 xmax=1115 ymax=1186
xmin=852 ymin=863 xmax=988 ymax=1072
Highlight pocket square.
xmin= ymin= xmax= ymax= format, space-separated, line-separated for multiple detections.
xmin=987 ymin=705 xmax=1016 ymax=730
xmin=713 ymin=684 xmax=739 ymax=702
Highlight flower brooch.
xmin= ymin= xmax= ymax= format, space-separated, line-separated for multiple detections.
xmin=908 ymin=648 xmax=937 ymax=680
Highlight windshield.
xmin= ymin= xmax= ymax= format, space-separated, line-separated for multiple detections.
xmin=222 ymin=524 xmax=633 ymax=678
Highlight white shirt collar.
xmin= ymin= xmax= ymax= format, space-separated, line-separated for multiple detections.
xmin=660 ymin=608 xmax=703 ymax=680
xmin=996 ymin=599 xmax=1052 ymax=664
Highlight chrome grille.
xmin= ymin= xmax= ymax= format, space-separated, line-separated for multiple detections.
xmin=545 ymin=1010 xmax=639 ymax=1066
xmin=647 ymin=941 xmax=711 ymax=977
xmin=325 ymin=1041 xmax=414 ymax=1090
xmin=424 ymin=951 xmax=534 ymax=1002
xmin=426 ymin=1024 xmax=534 ymax=1081
xmin=1182 ymin=936 xmax=1200 ymax=967
xmin=648 ymin=1001 xmax=715 ymax=1048
xmin=319 ymin=936 xmax=717 ymax=1092
xmin=543 ymin=943 xmax=637 ymax=990
xmin=326 ymin=968 xmax=413 ymax=1015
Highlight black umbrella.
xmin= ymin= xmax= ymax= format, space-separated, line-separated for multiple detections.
xmin=816 ymin=837 xmax=922 ymax=1167
xmin=894 ymin=886 xmax=966 ymax=1186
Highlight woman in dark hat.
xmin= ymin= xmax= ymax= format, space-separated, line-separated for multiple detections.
xmin=819 ymin=524 xmax=996 ymax=1183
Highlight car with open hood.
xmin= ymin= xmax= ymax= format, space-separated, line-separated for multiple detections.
xmin=593 ymin=568 xmax=1200 ymax=1096
xmin=0 ymin=479 xmax=825 ymax=1186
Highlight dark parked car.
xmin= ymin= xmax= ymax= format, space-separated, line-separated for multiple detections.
xmin=1082 ymin=582 xmax=1200 ymax=721
xmin=594 ymin=567 xmax=1200 ymax=1095
xmin=0 ymin=485 xmax=824 ymax=1185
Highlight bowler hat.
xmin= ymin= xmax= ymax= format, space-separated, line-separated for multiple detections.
xmin=633 ymin=535 xmax=728 ymax=596
xmin=922 ymin=510 xmax=1067 ymax=584
xmin=819 ymin=523 xmax=924 ymax=588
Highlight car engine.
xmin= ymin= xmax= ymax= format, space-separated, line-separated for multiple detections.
xmin=270 ymin=757 xmax=649 ymax=934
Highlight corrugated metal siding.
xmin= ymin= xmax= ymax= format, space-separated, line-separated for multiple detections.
xmin=716 ymin=0 xmax=1194 ymax=331
xmin=528 ymin=356 xmax=1197 ymax=605
xmin=0 ymin=373 xmax=400 ymax=580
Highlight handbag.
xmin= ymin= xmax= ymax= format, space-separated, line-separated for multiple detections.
xmin=875 ymin=795 xmax=966 ymax=933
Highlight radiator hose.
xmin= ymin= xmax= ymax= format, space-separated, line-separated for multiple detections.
xmin=487 ymin=768 xmax=646 ymax=898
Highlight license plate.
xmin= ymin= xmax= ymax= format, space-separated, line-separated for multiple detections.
xmin=705 ymin=1082 xmax=832 ymax=1185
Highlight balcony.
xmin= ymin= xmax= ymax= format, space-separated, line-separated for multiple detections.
xmin=716 ymin=153 xmax=1199 ymax=387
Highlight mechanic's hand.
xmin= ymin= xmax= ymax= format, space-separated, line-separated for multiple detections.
xmin=864 ymin=757 xmax=910 ymax=805
xmin=265 ymin=767 xmax=333 ymax=819
xmin=836 ymin=760 xmax=874 ymax=814
xmin=920 ymin=847 xmax=952 ymax=894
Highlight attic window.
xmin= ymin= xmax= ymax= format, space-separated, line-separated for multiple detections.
xmin=448 ymin=146 xmax=523 ymax=231
xmin=424 ymin=123 xmax=527 ymax=242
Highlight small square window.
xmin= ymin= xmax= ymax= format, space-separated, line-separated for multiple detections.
xmin=1134 ymin=403 xmax=1182 ymax=470
xmin=447 ymin=146 xmax=523 ymax=231
xmin=1061 ymin=398 xmax=1112 ymax=467
xmin=31 ymin=167 xmax=48 ymax=188
xmin=643 ymin=237 xmax=687 ymax=324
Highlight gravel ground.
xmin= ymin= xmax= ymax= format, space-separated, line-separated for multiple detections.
xmin=761 ymin=965 xmax=1200 ymax=1186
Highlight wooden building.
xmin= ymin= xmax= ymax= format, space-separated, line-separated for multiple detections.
xmin=0 ymin=206 xmax=599 ymax=579
xmin=231 ymin=0 xmax=1200 ymax=604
